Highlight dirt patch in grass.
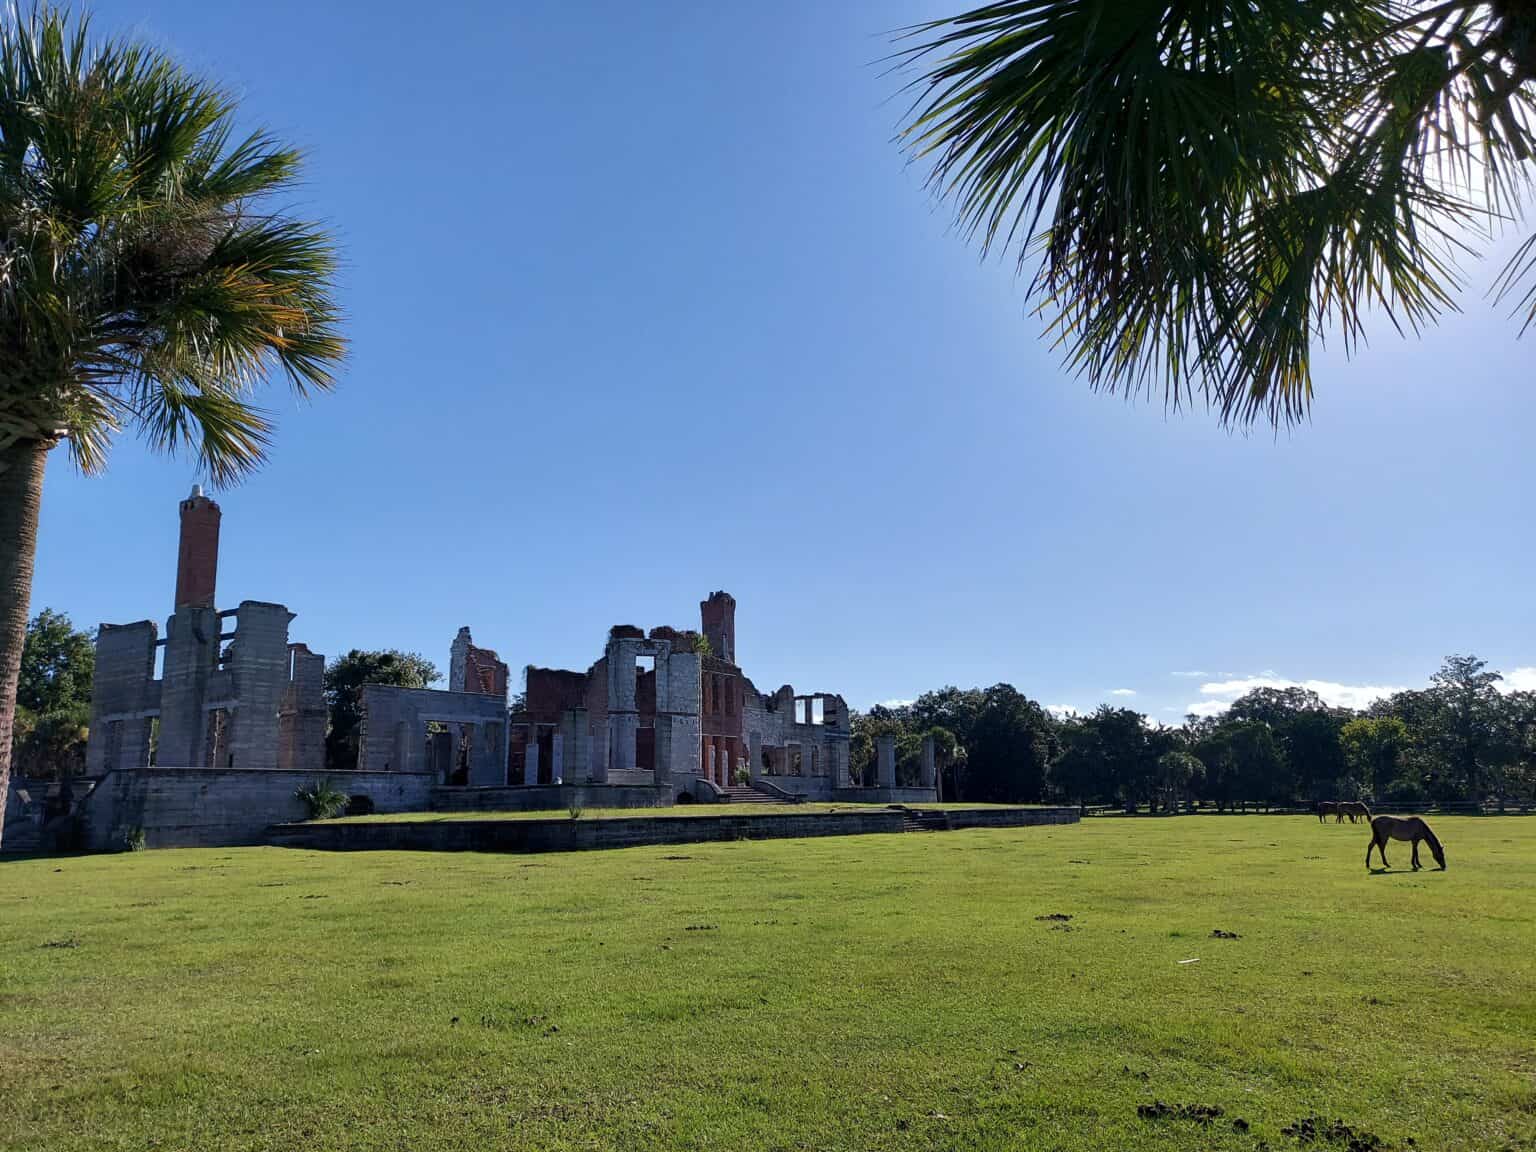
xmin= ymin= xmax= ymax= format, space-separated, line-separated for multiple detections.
xmin=1137 ymin=1101 xmax=1223 ymax=1123
xmin=1281 ymin=1115 xmax=1396 ymax=1149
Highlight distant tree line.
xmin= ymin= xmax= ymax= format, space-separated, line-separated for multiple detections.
xmin=12 ymin=614 xmax=1535 ymax=811
xmin=853 ymin=656 xmax=1536 ymax=810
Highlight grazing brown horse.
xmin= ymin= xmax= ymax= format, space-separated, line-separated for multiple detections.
xmin=1338 ymin=801 xmax=1372 ymax=824
xmin=1316 ymin=801 xmax=1338 ymax=822
xmin=1365 ymin=815 xmax=1446 ymax=871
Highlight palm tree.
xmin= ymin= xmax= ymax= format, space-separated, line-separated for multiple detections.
xmin=897 ymin=1 xmax=1536 ymax=425
xmin=0 ymin=6 xmax=343 ymax=846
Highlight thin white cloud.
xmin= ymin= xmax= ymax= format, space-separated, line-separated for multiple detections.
xmin=1109 ymin=688 xmax=1137 ymax=697
xmin=1192 ymin=674 xmax=1405 ymax=715
xmin=1045 ymin=704 xmax=1082 ymax=718
xmin=1184 ymin=700 xmax=1230 ymax=719
xmin=1171 ymin=670 xmax=1208 ymax=679
xmin=1502 ymin=667 xmax=1536 ymax=693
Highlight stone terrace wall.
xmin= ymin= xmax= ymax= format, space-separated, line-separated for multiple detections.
xmin=430 ymin=785 xmax=671 ymax=813
xmin=78 ymin=768 xmax=434 ymax=851
xmin=269 ymin=806 xmax=1080 ymax=854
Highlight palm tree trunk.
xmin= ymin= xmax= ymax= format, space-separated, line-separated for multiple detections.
xmin=0 ymin=438 xmax=49 ymax=852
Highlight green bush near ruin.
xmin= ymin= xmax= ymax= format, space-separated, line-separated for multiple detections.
xmin=1 ymin=818 xmax=1533 ymax=1150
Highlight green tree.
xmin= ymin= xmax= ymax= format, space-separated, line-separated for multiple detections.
xmin=1427 ymin=654 xmax=1505 ymax=800
xmin=1156 ymin=750 xmax=1203 ymax=814
xmin=1193 ymin=720 xmax=1286 ymax=810
xmin=1228 ymin=686 xmax=1348 ymax=800
xmin=323 ymin=650 xmax=440 ymax=771
xmin=0 ymin=7 xmax=344 ymax=846
xmin=17 ymin=608 xmax=92 ymax=715
xmin=963 ymin=684 xmax=1058 ymax=803
xmin=898 ymin=2 xmax=1536 ymax=426
xmin=11 ymin=608 xmax=93 ymax=778
xmin=1339 ymin=715 xmax=1409 ymax=800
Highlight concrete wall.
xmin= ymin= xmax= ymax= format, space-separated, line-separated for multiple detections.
xmin=429 ymin=784 xmax=672 ymax=813
xmin=86 ymin=622 xmax=161 ymax=774
xmin=75 ymin=768 xmax=435 ymax=851
xmin=357 ymin=685 xmax=508 ymax=782
xmin=269 ymin=805 xmax=1081 ymax=854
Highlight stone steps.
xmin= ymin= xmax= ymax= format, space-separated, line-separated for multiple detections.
xmin=899 ymin=810 xmax=948 ymax=832
xmin=717 ymin=786 xmax=793 ymax=805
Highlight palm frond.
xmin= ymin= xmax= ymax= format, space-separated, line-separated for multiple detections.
xmin=896 ymin=0 xmax=1536 ymax=426
xmin=0 ymin=2 xmax=344 ymax=482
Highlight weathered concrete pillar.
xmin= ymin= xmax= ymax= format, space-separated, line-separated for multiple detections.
xmin=834 ymin=741 xmax=852 ymax=788
xmin=156 ymin=606 xmax=220 ymax=767
xmin=561 ymin=709 xmax=589 ymax=782
xmin=611 ymin=713 xmax=637 ymax=773
xmin=549 ymin=732 xmax=563 ymax=784
xmin=706 ymin=743 xmax=716 ymax=783
xmin=87 ymin=621 xmax=160 ymax=774
xmin=653 ymin=721 xmax=672 ymax=788
xmin=748 ymin=732 xmax=762 ymax=784
xmin=523 ymin=734 xmax=540 ymax=786
xmin=920 ymin=735 xmax=936 ymax=788
xmin=877 ymin=734 xmax=896 ymax=788
xmin=590 ymin=710 xmax=609 ymax=784
xmin=226 ymin=601 xmax=294 ymax=771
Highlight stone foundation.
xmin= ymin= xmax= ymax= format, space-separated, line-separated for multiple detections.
xmin=75 ymin=768 xmax=435 ymax=850
xmin=268 ymin=806 xmax=1080 ymax=854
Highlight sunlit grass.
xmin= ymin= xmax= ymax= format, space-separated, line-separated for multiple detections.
xmin=1 ymin=818 xmax=1532 ymax=1150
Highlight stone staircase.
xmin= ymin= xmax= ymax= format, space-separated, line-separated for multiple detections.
xmin=717 ymin=785 xmax=795 ymax=806
xmin=898 ymin=808 xmax=948 ymax=833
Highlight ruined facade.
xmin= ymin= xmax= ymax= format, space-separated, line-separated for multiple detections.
xmin=82 ymin=493 xmax=933 ymax=813
xmin=500 ymin=591 xmax=876 ymax=800
xmin=86 ymin=489 xmax=326 ymax=774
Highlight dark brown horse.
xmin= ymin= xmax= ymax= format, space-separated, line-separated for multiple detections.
xmin=1366 ymin=815 xmax=1446 ymax=871
xmin=1338 ymin=800 xmax=1372 ymax=824
xmin=1316 ymin=800 xmax=1338 ymax=823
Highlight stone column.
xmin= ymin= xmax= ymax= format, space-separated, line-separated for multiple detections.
xmin=610 ymin=713 xmax=637 ymax=773
xmin=707 ymin=742 xmax=716 ymax=784
xmin=748 ymin=732 xmax=762 ymax=784
xmin=523 ymin=733 xmax=540 ymax=786
xmin=550 ymin=732 xmax=563 ymax=785
xmin=920 ymin=735 xmax=936 ymax=788
xmin=834 ymin=741 xmax=851 ymax=788
xmin=877 ymin=734 xmax=896 ymax=788
xmin=653 ymin=719 xmax=672 ymax=788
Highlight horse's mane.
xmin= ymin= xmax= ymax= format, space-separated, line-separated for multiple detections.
xmin=1418 ymin=819 xmax=1442 ymax=852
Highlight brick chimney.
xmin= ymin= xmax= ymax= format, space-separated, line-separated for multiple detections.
xmin=174 ymin=485 xmax=221 ymax=610
xmin=700 ymin=591 xmax=736 ymax=664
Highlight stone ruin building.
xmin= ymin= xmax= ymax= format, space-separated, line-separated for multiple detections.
xmin=87 ymin=487 xmax=329 ymax=774
xmin=495 ymin=592 xmax=862 ymax=798
xmin=357 ymin=591 xmax=866 ymax=799
xmin=60 ymin=491 xmax=935 ymax=852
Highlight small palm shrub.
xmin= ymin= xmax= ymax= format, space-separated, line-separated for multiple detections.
xmin=295 ymin=780 xmax=349 ymax=820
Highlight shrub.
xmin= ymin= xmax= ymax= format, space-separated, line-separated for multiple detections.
xmin=568 ymin=797 xmax=585 ymax=820
xmin=295 ymin=780 xmax=349 ymax=820
xmin=121 ymin=826 xmax=146 ymax=852
xmin=344 ymin=794 xmax=375 ymax=816
xmin=733 ymin=766 xmax=750 ymax=785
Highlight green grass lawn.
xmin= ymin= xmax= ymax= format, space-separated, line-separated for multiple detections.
xmin=2 ymin=817 xmax=1532 ymax=1151
xmin=323 ymin=801 xmax=1036 ymax=824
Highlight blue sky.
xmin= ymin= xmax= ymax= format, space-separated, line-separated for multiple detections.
xmin=30 ymin=0 xmax=1536 ymax=720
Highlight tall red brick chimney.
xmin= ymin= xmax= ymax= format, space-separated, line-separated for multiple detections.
xmin=174 ymin=485 xmax=221 ymax=610
xmin=700 ymin=591 xmax=736 ymax=664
